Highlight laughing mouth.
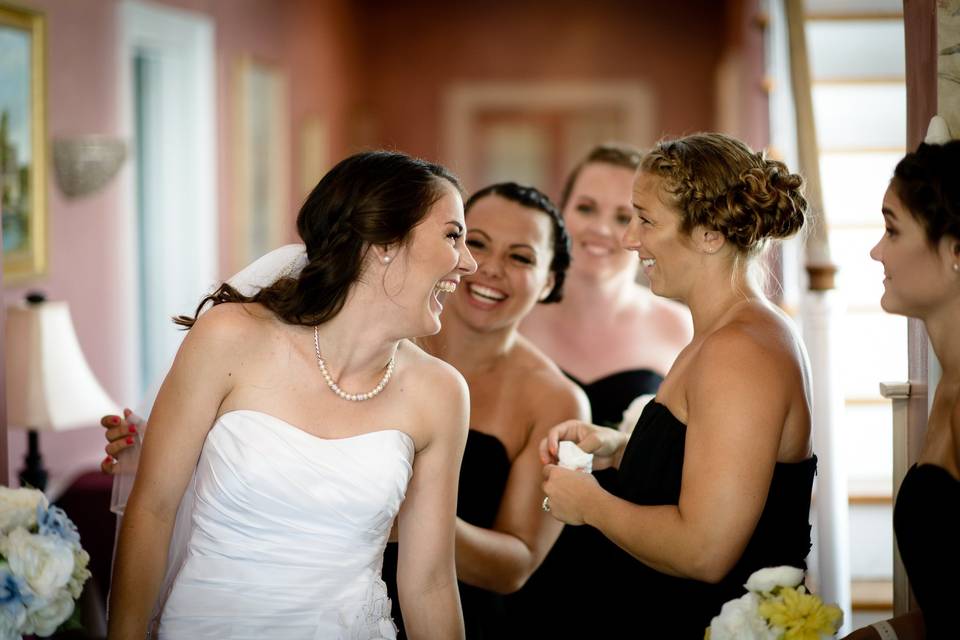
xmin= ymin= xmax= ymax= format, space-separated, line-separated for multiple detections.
xmin=641 ymin=258 xmax=656 ymax=268
xmin=468 ymin=283 xmax=507 ymax=302
xmin=435 ymin=280 xmax=457 ymax=294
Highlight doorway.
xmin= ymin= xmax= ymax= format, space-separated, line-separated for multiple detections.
xmin=118 ymin=1 xmax=216 ymax=407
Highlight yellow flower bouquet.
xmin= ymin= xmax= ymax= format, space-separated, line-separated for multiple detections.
xmin=705 ymin=566 xmax=842 ymax=640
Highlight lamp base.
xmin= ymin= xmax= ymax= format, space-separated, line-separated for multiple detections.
xmin=19 ymin=430 xmax=48 ymax=492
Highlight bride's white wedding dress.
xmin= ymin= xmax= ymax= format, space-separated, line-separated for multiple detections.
xmin=155 ymin=410 xmax=413 ymax=640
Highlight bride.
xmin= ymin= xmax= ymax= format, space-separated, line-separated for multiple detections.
xmin=107 ymin=151 xmax=477 ymax=639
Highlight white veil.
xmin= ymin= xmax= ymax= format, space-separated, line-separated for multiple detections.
xmin=110 ymin=244 xmax=308 ymax=633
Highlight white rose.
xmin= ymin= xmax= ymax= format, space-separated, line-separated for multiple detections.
xmin=0 ymin=487 xmax=47 ymax=532
xmin=745 ymin=565 xmax=805 ymax=594
xmin=707 ymin=592 xmax=778 ymax=640
xmin=67 ymin=548 xmax=92 ymax=599
xmin=0 ymin=528 xmax=74 ymax=599
xmin=618 ymin=394 xmax=655 ymax=435
xmin=22 ymin=590 xmax=75 ymax=637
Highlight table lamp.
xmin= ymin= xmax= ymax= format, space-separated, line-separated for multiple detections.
xmin=4 ymin=293 xmax=117 ymax=491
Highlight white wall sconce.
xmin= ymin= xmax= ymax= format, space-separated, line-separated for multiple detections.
xmin=52 ymin=136 xmax=127 ymax=198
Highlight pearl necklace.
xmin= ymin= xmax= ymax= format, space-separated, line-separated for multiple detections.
xmin=313 ymin=326 xmax=396 ymax=401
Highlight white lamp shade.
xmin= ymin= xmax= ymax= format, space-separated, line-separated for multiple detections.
xmin=5 ymin=301 xmax=118 ymax=431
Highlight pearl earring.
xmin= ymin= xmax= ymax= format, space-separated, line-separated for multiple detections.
xmin=382 ymin=255 xmax=391 ymax=264
xmin=953 ymin=263 xmax=959 ymax=273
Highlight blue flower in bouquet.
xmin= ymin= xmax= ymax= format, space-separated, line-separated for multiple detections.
xmin=35 ymin=506 xmax=80 ymax=547
xmin=0 ymin=568 xmax=34 ymax=633
xmin=0 ymin=487 xmax=91 ymax=639
xmin=0 ymin=568 xmax=34 ymax=609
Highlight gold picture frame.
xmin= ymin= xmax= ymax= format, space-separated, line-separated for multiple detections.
xmin=1 ymin=3 xmax=47 ymax=284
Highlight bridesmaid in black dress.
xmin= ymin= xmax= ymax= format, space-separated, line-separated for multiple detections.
xmin=385 ymin=182 xmax=590 ymax=638
xmin=540 ymin=133 xmax=817 ymax=638
xmin=845 ymin=141 xmax=960 ymax=640
xmin=511 ymin=144 xmax=691 ymax=635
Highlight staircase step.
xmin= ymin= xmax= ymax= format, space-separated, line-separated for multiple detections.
xmin=851 ymin=579 xmax=893 ymax=610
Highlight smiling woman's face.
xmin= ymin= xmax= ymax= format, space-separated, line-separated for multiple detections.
xmin=869 ymin=184 xmax=958 ymax=319
xmin=385 ymin=183 xmax=476 ymax=336
xmin=447 ymin=194 xmax=555 ymax=333
xmin=562 ymin=162 xmax=638 ymax=281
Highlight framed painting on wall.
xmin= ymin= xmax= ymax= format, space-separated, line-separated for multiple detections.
xmin=233 ymin=56 xmax=288 ymax=272
xmin=0 ymin=4 xmax=46 ymax=284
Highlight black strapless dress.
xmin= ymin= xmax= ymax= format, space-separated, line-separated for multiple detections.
xmin=893 ymin=463 xmax=960 ymax=639
xmin=610 ymin=400 xmax=817 ymax=639
xmin=383 ymin=429 xmax=511 ymax=639
xmin=504 ymin=369 xmax=663 ymax=637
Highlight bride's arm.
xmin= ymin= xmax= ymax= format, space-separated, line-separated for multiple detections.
xmin=395 ymin=361 xmax=469 ymax=640
xmin=107 ymin=307 xmax=240 ymax=638
xmin=101 ymin=244 xmax=309 ymax=473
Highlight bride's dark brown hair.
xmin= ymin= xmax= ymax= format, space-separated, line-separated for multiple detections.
xmin=175 ymin=150 xmax=462 ymax=329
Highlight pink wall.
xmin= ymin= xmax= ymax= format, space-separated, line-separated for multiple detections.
xmin=5 ymin=0 xmax=357 ymax=488
xmin=5 ymin=0 xmax=127 ymax=489
xmin=717 ymin=0 xmax=770 ymax=151
xmin=352 ymin=0 xmax=727 ymax=161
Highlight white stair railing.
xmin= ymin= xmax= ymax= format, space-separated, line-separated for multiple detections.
xmin=878 ymin=381 xmax=911 ymax=616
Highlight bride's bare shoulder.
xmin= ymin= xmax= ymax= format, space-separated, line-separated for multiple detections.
xmin=397 ymin=339 xmax=469 ymax=396
xmin=186 ymin=303 xmax=296 ymax=363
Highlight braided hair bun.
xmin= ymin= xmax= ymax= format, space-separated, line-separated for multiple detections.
xmin=641 ymin=133 xmax=807 ymax=253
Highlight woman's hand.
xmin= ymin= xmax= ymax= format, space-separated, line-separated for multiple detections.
xmin=100 ymin=409 xmax=143 ymax=474
xmin=539 ymin=420 xmax=627 ymax=470
xmin=540 ymin=464 xmax=601 ymax=525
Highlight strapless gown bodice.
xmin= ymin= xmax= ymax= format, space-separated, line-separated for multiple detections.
xmin=157 ymin=410 xmax=414 ymax=640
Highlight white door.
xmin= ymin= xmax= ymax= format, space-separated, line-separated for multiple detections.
xmin=118 ymin=1 xmax=216 ymax=407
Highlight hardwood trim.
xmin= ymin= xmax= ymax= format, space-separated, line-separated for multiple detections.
xmin=0 ymin=172 xmax=6 ymax=485
xmin=848 ymin=493 xmax=892 ymax=505
xmin=900 ymin=0 xmax=935 ymax=617
xmin=806 ymin=263 xmax=838 ymax=291
xmin=904 ymin=1 xmax=937 ymax=149
xmin=819 ymin=146 xmax=906 ymax=154
xmin=787 ymin=0 xmax=834 ymax=276
xmin=813 ymin=77 xmax=905 ymax=86
xmin=851 ymin=579 xmax=894 ymax=611
xmin=845 ymin=397 xmax=893 ymax=406
xmin=806 ymin=13 xmax=903 ymax=22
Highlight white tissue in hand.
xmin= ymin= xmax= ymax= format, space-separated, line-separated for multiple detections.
xmin=557 ymin=441 xmax=593 ymax=473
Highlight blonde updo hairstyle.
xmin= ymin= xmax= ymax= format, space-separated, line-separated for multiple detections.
xmin=640 ymin=133 xmax=807 ymax=257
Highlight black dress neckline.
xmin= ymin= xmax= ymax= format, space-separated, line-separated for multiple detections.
xmin=894 ymin=461 xmax=960 ymax=638
xmin=564 ymin=367 xmax=662 ymax=389
xmin=563 ymin=368 xmax=664 ymax=429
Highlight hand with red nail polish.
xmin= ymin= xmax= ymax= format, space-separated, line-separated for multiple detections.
xmin=100 ymin=409 xmax=145 ymax=474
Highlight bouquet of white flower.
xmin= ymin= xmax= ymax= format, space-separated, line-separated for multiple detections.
xmin=705 ymin=566 xmax=843 ymax=640
xmin=0 ymin=486 xmax=92 ymax=640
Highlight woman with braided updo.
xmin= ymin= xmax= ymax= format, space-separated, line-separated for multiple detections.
xmin=508 ymin=143 xmax=692 ymax=637
xmin=108 ymin=151 xmax=477 ymax=639
xmin=538 ymin=133 xmax=817 ymax=638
